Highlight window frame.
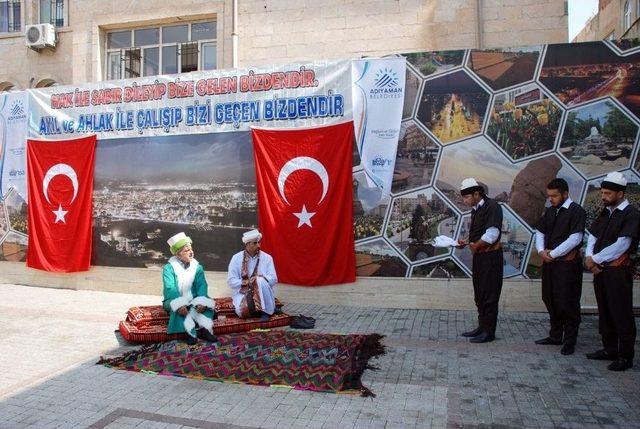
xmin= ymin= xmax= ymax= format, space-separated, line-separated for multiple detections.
xmin=39 ymin=0 xmax=66 ymax=27
xmin=0 ymin=0 xmax=21 ymax=34
xmin=623 ymin=0 xmax=632 ymax=30
xmin=105 ymin=21 xmax=216 ymax=81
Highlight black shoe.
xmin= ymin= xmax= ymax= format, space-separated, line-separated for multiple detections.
xmin=185 ymin=335 xmax=198 ymax=345
xmin=560 ymin=344 xmax=575 ymax=355
xmin=298 ymin=314 xmax=316 ymax=323
xmin=607 ymin=358 xmax=633 ymax=371
xmin=260 ymin=312 xmax=271 ymax=322
xmin=586 ymin=349 xmax=618 ymax=361
xmin=274 ymin=307 xmax=283 ymax=315
xmin=291 ymin=316 xmax=315 ymax=329
xmin=535 ymin=337 xmax=563 ymax=345
xmin=469 ymin=331 xmax=495 ymax=343
xmin=461 ymin=327 xmax=482 ymax=338
xmin=198 ymin=329 xmax=218 ymax=343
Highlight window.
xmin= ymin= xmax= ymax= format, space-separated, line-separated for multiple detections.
xmin=40 ymin=0 xmax=64 ymax=27
xmin=0 ymin=0 xmax=21 ymax=33
xmin=35 ymin=78 xmax=58 ymax=87
xmin=606 ymin=31 xmax=616 ymax=40
xmin=624 ymin=0 xmax=632 ymax=30
xmin=105 ymin=21 xmax=216 ymax=81
xmin=0 ymin=81 xmax=16 ymax=92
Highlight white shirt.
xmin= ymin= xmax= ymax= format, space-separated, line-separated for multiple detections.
xmin=473 ymin=198 xmax=500 ymax=244
xmin=227 ymin=250 xmax=278 ymax=294
xmin=585 ymin=199 xmax=632 ymax=264
xmin=534 ymin=198 xmax=583 ymax=258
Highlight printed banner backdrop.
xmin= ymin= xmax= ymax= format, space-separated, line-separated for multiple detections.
xmin=28 ymin=61 xmax=352 ymax=139
xmin=2 ymin=40 xmax=639 ymax=282
xmin=0 ymin=91 xmax=28 ymax=199
xmin=352 ymin=58 xmax=406 ymax=202
xmin=0 ymin=91 xmax=28 ymax=263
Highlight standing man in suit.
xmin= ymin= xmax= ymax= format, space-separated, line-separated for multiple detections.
xmin=534 ymin=178 xmax=586 ymax=355
xmin=585 ymin=172 xmax=639 ymax=371
xmin=457 ymin=178 xmax=504 ymax=343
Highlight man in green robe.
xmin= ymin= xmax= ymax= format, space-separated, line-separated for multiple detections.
xmin=162 ymin=232 xmax=217 ymax=345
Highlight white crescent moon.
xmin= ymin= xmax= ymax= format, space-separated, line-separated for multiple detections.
xmin=42 ymin=163 xmax=79 ymax=205
xmin=277 ymin=156 xmax=329 ymax=205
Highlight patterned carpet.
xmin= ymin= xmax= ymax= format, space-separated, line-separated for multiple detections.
xmin=98 ymin=330 xmax=385 ymax=396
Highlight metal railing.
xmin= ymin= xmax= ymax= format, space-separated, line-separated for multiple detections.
xmin=43 ymin=0 xmax=64 ymax=27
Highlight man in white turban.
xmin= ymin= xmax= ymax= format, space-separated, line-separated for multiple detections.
xmin=162 ymin=232 xmax=217 ymax=345
xmin=227 ymin=229 xmax=278 ymax=319
xmin=584 ymin=172 xmax=639 ymax=371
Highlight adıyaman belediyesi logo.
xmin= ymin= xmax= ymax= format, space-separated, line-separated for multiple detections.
xmin=370 ymin=68 xmax=403 ymax=99
xmin=7 ymin=99 xmax=27 ymax=122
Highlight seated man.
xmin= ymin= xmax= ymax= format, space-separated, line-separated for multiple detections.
xmin=227 ymin=229 xmax=278 ymax=320
xmin=162 ymin=232 xmax=217 ymax=345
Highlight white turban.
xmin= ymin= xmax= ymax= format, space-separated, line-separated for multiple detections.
xmin=242 ymin=229 xmax=262 ymax=244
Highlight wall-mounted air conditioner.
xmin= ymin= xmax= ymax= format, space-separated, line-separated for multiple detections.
xmin=25 ymin=24 xmax=57 ymax=51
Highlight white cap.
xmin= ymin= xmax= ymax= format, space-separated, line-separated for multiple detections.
xmin=460 ymin=177 xmax=479 ymax=192
xmin=602 ymin=171 xmax=627 ymax=187
xmin=242 ymin=229 xmax=262 ymax=244
xmin=167 ymin=232 xmax=192 ymax=255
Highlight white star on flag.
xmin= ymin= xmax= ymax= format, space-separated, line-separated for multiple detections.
xmin=293 ymin=205 xmax=316 ymax=228
xmin=52 ymin=204 xmax=68 ymax=223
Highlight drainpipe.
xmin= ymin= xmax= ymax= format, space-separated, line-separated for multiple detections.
xmin=476 ymin=0 xmax=483 ymax=49
xmin=232 ymin=0 xmax=238 ymax=68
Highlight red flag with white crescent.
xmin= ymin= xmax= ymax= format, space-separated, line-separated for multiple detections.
xmin=26 ymin=135 xmax=97 ymax=272
xmin=251 ymin=122 xmax=355 ymax=285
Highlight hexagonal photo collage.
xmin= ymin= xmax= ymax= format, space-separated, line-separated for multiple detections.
xmin=0 ymin=187 xmax=28 ymax=262
xmin=354 ymin=40 xmax=640 ymax=278
xmin=3 ymin=40 xmax=640 ymax=280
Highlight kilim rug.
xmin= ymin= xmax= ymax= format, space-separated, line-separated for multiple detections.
xmin=98 ymin=330 xmax=385 ymax=396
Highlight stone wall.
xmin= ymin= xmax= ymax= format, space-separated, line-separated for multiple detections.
xmin=0 ymin=0 xmax=568 ymax=89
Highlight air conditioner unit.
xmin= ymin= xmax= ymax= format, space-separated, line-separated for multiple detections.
xmin=25 ymin=24 xmax=56 ymax=50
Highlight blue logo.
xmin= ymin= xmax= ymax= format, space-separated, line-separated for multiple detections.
xmin=372 ymin=156 xmax=393 ymax=167
xmin=10 ymin=100 xmax=24 ymax=116
xmin=7 ymin=99 xmax=26 ymax=122
xmin=374 ymin=68 xmax=399 ymax=89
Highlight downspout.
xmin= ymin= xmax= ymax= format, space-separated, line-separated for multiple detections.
xmin=476 ymin=0 xmax=483 ymax=49
xmin=232 ymin=0 xmax=238 ymax=68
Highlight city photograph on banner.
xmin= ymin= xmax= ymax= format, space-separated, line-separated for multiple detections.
xmin=4 ymin=40 xmax=640 ymax=281
xmin=416 ymin=70 xmax=491 ymax=144
xmin=467 ymin=45 xmax=542 ymax=91
xmin=92 ymin=131 xmax=255 ymax=270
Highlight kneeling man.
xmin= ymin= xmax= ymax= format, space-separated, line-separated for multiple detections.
xmin=227 ymin=229 xmax=278 ymax=320
xmin=162 ymin=232 xmax=217 ymax=345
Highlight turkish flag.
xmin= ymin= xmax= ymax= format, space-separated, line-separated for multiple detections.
xmin=26 ymin=135 xmax=97 ymax=272
xmin=252 ymin=122 xmax=356 ymax=285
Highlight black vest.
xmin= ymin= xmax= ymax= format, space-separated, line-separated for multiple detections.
xmin=589 ymin=202 xmax=640 ymax=255
xmin=536 ymin=201 xmax=586 ymax=251
xmin=468 ymin=197 xmax=503 ymax=243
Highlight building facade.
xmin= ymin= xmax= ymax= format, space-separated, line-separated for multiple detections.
xmin=573 ymin=0 xmax=640 ymax=42
xmin=0 ymin=0 xmax=568 ymax=91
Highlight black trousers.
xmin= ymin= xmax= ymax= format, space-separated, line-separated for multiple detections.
xmin=541 ymin=258 xmax=583 ymax=345
xmin=593 ymin=267 xmax=637 ymax=361
xmin=472 ymin=249 xmax=503 ymax=336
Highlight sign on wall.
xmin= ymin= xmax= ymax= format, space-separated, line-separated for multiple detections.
xmin=28 ymin=61 xmax=352 ymax=139
xmin=2 ymin=40 xmax=639 ymax=280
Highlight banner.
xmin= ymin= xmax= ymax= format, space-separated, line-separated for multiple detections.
xmin=0 ymin=91 xmax=28 ymax=199
xmin=28 ymin=60 xmax=352 ymax=139
xmin=252 ymin=122 xmax=356 ymax=285
xmin=352 ymin=58 xmax=406 ymax=201
xmin=26 ymin=135 xmax=97 ymax=272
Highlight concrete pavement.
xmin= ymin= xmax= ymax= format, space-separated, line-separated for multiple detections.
xmin=0 ymin=283 xmax=639 ymax=428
